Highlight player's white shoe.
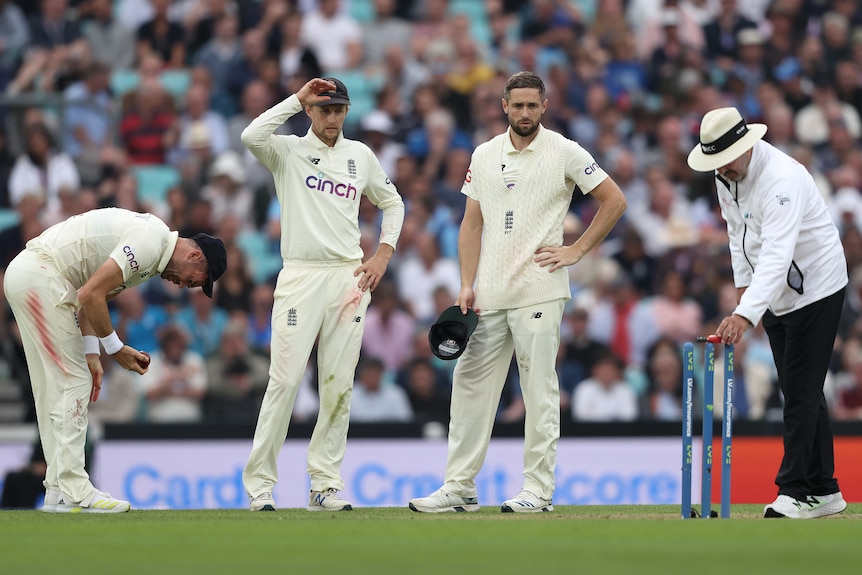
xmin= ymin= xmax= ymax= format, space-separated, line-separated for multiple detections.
xmin=409 ymin=488 xmax=479 ymax=513
xmin=764 ymin=494 xmax=813 ymax=518
xmin=249 ymin=492 xmax=276 ymax=511
xmin=42 ymin=488 xmax=61 ymax=512
xmin=501 ymin=490 xmax=554 ymax=513
xmin=52 ymin=491 xmax=131 ymax=514
xmin=806 ymin=492 xmax=847 ymax=518
xmin=307 ymin=488 xmax=352 ymax=511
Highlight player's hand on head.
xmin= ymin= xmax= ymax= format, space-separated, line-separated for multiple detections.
xmin=297 ymin=78 xmax=337 ymax=107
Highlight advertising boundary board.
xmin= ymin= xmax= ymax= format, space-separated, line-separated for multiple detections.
xmin=84 ymin=436 xmax=862 ymax=509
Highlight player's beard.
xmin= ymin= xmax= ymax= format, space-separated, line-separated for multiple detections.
xmin=509 ymin=117 xmax=539 ymax=138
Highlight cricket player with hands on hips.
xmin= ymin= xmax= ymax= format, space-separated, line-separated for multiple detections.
xmin=688 ymin=107 xmax=848 ymax=519
xmin=241 ymin=77 xmax=404 ymax=511
xmin=3 ymin=207 xmax=227 ymax=513
xmin=409 ymin=71 xmax=627 ymax=513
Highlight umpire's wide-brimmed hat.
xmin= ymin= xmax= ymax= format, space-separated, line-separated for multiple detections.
xmin=429 ymin=306 xmax=479 ymax=361
xmin=687 ymin=107 xmax=767 ymax=172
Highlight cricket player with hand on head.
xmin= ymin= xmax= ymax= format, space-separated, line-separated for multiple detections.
xmin=3 ymin=207 xmax=227 ymax=513
xmin=241 ymin=77 xmax=404 ymax=512
xmin=410 ymin=71 xmax=627 ymax=514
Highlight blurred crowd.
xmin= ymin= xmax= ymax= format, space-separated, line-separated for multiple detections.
xmin=1 ymin=0 xmax=862 ymax=429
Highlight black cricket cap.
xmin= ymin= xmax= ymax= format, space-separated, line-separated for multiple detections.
xmin=429 ymin=306 xmax=479 ymax=361
xmin=314 ymin=77 xmax=351 ymax=106
xmin=191 ymin=233 xmax=227 ymax=298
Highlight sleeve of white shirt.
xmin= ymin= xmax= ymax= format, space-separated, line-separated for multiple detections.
xmin=734 ymin=174 xmax=804 ymax=325
xmin=362 ymin=146 xmax=404 ymax=250
xmin=565 ymin=141 xmax=608 ymax=195
xmin=391 ymin=386 xmax=414 ymax=422
xmin=618 ymin=386 xmax=639 ymax=421
xmin=8 ymin=159 xmax=34 ymax=206
xmin=207 ymin=116 xmax=231 ymax=156
xmin=240 ymin=94 xmax=302 ymax=172
xmin=460 ymin=156 xmax=478 ymax=200
xmin=108 ymin=228 xmax=166 ymax=284
xmin=184 ymin=352 xmax=208 ymax=391
xmin=55 ymin=153 xmax=81 ymax=190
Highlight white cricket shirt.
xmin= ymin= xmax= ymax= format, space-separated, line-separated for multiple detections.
xmin=717 ymin=140 xmax=848 ymax=322
xmin=26 ymin=207 xmax=178 ymax=293
xmin=241 ymin=95 xmax=404 ymax=264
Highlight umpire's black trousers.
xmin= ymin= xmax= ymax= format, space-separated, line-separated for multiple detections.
xmin=762 ymin=287 xmax=845 ymax=500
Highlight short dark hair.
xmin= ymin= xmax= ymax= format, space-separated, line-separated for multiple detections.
xmin=504 ymin=71 xmax=546 ymax=101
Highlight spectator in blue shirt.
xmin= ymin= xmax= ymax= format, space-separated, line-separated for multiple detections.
xmin=62 ymin=62 xmax=126 ymax=185
xmin=175 ymin=287 xmax=230 ymax=358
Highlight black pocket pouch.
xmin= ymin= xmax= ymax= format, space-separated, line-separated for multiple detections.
xmin=787 ymin=261 xmax=803 ymax=294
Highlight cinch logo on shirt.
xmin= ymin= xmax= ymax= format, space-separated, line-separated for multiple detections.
xmin=584 ymin=162 xmax=600 ymax=175
xmin=123 ymin=246 xmax=140 ymax=272
xmin=305 ymin=173 xmax=358 ymax=200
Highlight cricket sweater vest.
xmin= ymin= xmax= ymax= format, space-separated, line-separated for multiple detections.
xmin=468 ymin=128 xmax=575 ymax=310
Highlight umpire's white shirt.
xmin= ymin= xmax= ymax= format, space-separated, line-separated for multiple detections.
xmin=26 ymin=207 xmax=178 ymax=294
xmin=240 ymin=95 xmax=403 ymax=262
xmin=717 ymin=141 xmax=847 ymax=324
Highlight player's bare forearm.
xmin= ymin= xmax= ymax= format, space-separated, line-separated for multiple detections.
xmin=536 ymin=178 xmax=627 ymax=272
xmin=458 ymin=198 xmax=483 ymax=294
xmin=574 ymin=178 xmax=627 ymax=254
xmin=77 ymin=260 xmax=125 ymax=337
xmin=76 ymin=306 xmax=97 ymax=337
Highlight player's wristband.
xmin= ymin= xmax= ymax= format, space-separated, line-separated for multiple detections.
xmin=83 ymin=335 xmax=100 ymax=355
xmin=99 ymin=331 xmax=124 ymax=355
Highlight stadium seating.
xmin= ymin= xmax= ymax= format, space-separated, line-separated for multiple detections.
xmin=132 ymin=165 xmax=181 ymax=205
xmin=348 ymin=0 xmax=375 ymax=23
xmin=337 ymin=70 xmax=385 ymax=127
xmin=236 ymin=230 xmax=283 ymax=284
xmin=110 ymin=69 xmax=192 ymax=104
xmin=0 ymin=209 xmax=19 ymax=233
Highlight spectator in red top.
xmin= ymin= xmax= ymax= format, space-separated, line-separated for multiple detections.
xmin=120 ymin=77 xmax=177 ymax=165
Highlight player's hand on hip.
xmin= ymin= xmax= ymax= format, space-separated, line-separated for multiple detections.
xmin=354 ymin=256 xmax=387 ymax=292
xmin=87 ymin=355 xmax=103 ymax=402
xmin=296 ymin=78 xmax=337 ymax=107
xmin=534 ymin=244 xmax=581 ymax=272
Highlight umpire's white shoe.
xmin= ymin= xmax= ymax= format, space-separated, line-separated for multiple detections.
xmin=764 ymin=495 xmax=813 ymax=518
xmin=41 ymin=488 xmax=60 ymax=512
xmin=501 ymin=490 xmax=554 ymax=513
xmin=249 ymin=492 xmax=276 ymax=511
xmin=409 ymin=488 xmax=480 ymax=513
xmin=307 ymin=488 xmax=352 ymax=511
xmin=806 ymin=492 xmax=847 ymax=518
xmin=52 ymin=491 xmax=131 ymax=514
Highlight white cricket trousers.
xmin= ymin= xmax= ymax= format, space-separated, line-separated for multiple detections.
xmin=3 ymin=250 xmax=97 ymax=504
xmin=443 ymin=299 xmax=565 ymax=501
xmin=243 ymin=261 xmax=370 ymax=498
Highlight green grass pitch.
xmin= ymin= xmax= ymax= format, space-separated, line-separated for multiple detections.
xmin=1 ymin=505 xmax=860 ymax=575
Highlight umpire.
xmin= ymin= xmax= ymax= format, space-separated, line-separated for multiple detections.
xmin=688 ymin=107 xmax=847 ymax=519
